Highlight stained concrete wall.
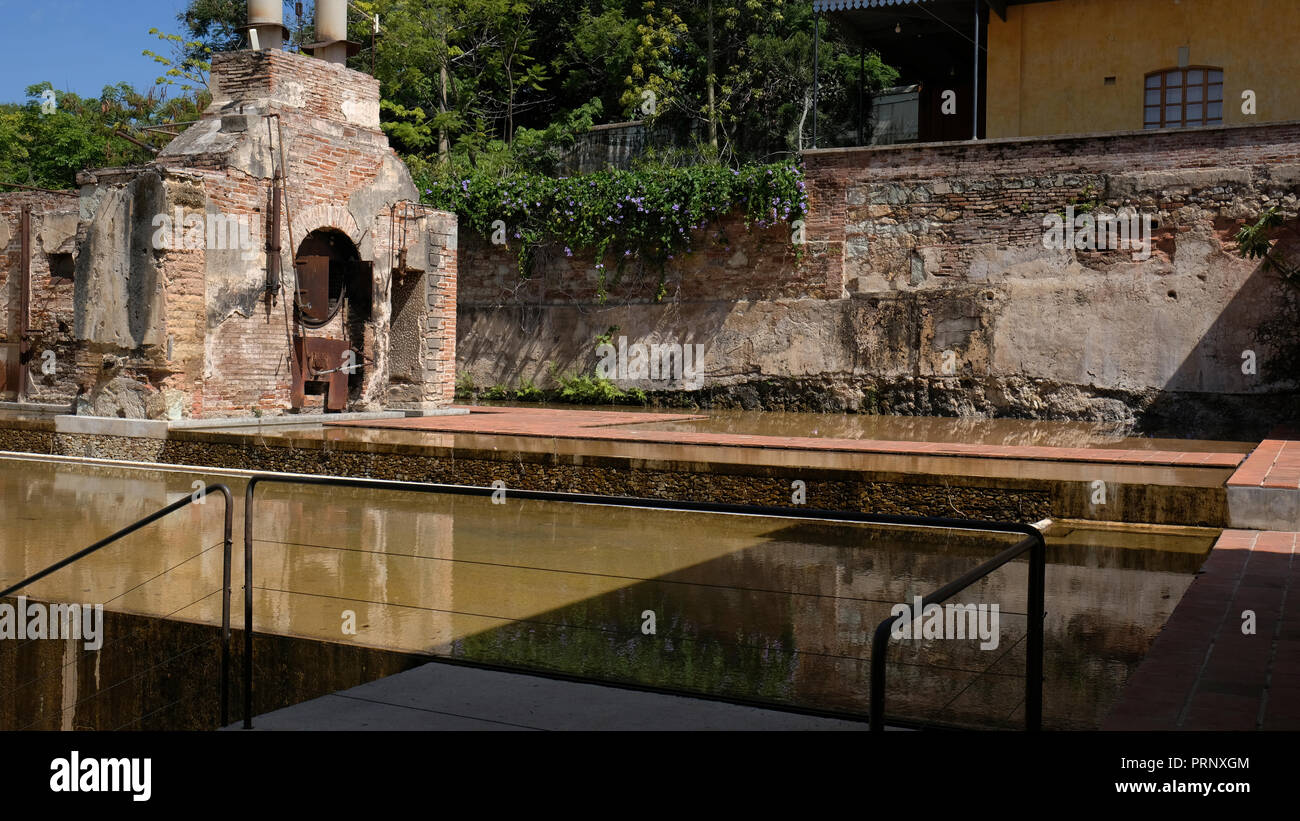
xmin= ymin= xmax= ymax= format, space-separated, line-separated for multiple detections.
xmin=458 ymin=121 xmax=1300 ymax=435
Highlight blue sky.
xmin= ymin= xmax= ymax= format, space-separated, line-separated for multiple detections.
xmin=0 ymin=0 xmax=192 ymax=103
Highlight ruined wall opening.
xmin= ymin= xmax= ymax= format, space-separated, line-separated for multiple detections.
xmin=48 ymin=253 xmax=75 ymax=281
xmin=292 ymin=228 xmax=373 ymax=409
xmin=387 ymin=268 xmax=426 ymax=402
xmin=295 ymin=229 xmax=369 ymax=328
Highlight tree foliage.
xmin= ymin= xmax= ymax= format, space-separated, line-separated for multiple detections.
xmin=1 ymin=0 xmax=881 ymax=289
xmin=352 ymin=0 xmax=891 ymax=169
xmin=1238 ymin=206 xmax=1300 ymax=284
xmin=0 ymin=83 xmax=204 ymax=190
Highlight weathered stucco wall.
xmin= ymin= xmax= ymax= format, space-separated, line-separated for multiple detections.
xmin=458 ymin=121 xmax=1300 ymax=435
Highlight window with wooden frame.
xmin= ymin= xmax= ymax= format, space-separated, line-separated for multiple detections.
xmin=1144 ymin=67 xmax=1224 ymax=129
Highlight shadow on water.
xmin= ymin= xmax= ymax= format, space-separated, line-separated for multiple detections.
xmin=445 ymin=515 xmax=1212 ymax=730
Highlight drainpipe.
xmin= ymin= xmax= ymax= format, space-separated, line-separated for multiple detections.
xmin=241 ymin=0 xmax=289 ymax=51
xmin=972 ymin=0 xmax=980 ymax=140
xmin=267 ymin=184 xmax=282 ymax=299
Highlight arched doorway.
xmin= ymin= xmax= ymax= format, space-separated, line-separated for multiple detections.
xmin=291 ymin=228 xmax=373 ymax=410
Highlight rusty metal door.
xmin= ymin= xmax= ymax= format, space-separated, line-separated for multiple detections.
xmin=291 ymin=336 xmax=351 ymax=411
xmin=295 ymin=255 xmax=332 ymax=324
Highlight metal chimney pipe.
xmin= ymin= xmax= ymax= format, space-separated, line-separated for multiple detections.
xmin=244 ymin=0 xmax=288 ymax=51
xmin=314 ymin=0 xmax=349 ymax=64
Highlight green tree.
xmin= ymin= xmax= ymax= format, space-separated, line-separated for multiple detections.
xmin=626 ymin=0 xmax=894 ymax=161
xmin=0 ymin=83 xmax=201 ymax=190
xmin=169 ymin=0 xmax=897 ymax=168
xmin=1238 ymin=207 xmax=1300 ymax=284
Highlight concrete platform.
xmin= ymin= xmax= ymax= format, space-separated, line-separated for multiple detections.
xmin=310 ymin=405 xmax=1248 ymax=525
xmin=0 ymin=403 xmax=1259 ymax=527
xmin=239 ymin=661 xmax=873 ymax=731
xmin=1225 ymin=429 xmax=1300 ymax=529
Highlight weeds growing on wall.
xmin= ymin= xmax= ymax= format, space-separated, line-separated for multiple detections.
xmin=455 ymin=370 xmax=647 ymax=407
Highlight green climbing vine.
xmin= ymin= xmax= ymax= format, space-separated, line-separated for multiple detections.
xmin=420 ymin=162 xmax=807 ymax=302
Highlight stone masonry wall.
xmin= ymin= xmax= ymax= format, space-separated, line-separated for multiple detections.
xmin=458 ymin=121 xmax=1300 ymax=435
xmin=458 ymin=214 xmax=822 ymax=306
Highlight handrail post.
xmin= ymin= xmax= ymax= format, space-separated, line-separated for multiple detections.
xmin=869 ymin=619 xmax=894 ymax=732
xmin=1026 ymin=531 xmax=1046 ymax=732
xmin=869 ymin=527 xmax=1047 ymax=732
xmin=219 ymin=485 xmax=234 ymax=729
xmin=243 ymin=479 xmax=258 ymax=729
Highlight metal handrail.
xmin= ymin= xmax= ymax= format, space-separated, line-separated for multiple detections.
xmin=243 ymin=473 xmax=1048 ymax=730
xmin=870 ymin=525 xmax=1046 ymax=732
xmin=0 ymin=484 xmax=237 ymax=727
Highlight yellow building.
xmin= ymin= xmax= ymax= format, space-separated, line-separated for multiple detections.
xmin=816 ymin=0 xmax=1299 ymax=143
xmin=988 ymin=0 xmax=1300 ymax=138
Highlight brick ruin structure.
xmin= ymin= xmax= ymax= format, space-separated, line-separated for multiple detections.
xmin=0 ymin=6 xmax=456 ymax=419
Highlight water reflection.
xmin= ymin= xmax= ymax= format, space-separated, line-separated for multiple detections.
xmin=0 ymin=457 xmax=1211 ymax=729
xmin=620 ymin=410 xmax=1254 ymax=453
xmin=196 ymin=404 xmax=1257 ymax=455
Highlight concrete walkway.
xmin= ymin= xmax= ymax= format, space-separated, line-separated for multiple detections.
xmin=1228 ymin=429 xmax=1300 ymax=489
xmin=240 ymin=661 xmax=872 ymax=731
xmin=1104 ymin=529 xmax=1300 ymax=730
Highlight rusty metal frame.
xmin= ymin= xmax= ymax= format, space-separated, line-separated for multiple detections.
xmin=389 ymin=200 xmax=440 ymax=274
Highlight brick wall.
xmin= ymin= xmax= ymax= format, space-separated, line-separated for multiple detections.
xmin=424 ymin=211 xmax=458 ymax=405
xmin=802 ymin=120 xmax=1300 ymax=295
xmin=457 ymin=214 xmax=825 ymax=307
xmin=459 ymin=122 xmax=1300 ymax=315
xmin=156 ymin=49 xmax=457 ymax=418
xmin=0 ymin=48 xmax=458 ymax=419
xmin=0 ymin=190 xmax=80 ymax=403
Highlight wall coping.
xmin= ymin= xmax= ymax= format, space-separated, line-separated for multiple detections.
xmin=801 ymin=119 xmax=1300 ymax=162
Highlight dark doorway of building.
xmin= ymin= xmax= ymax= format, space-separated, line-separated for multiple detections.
xmin=292 ymin=229 xmax=373 ymax=410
